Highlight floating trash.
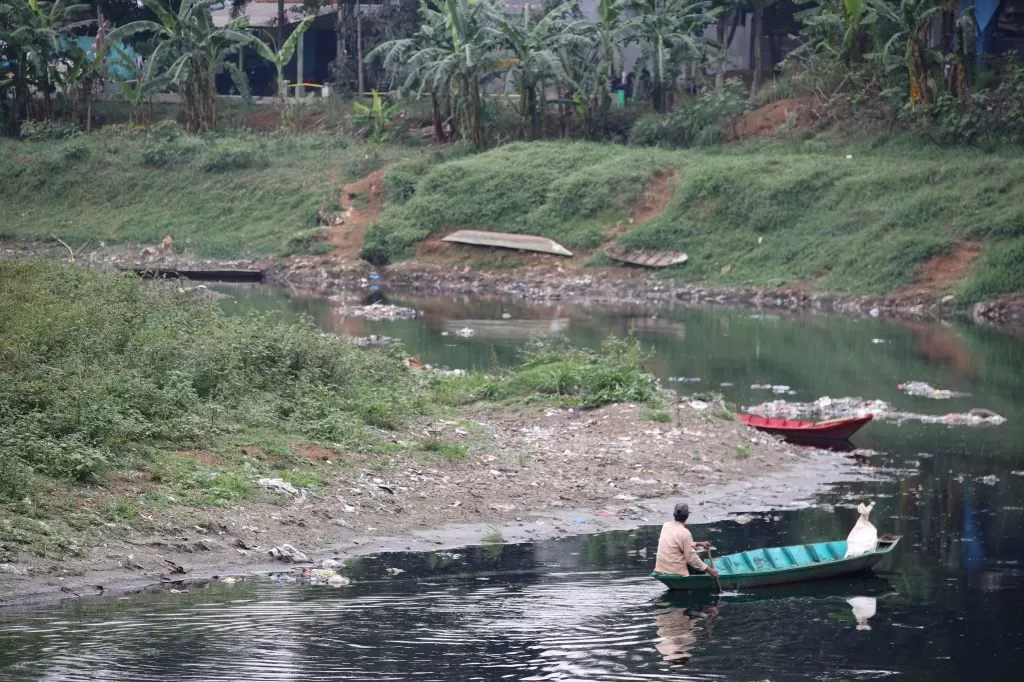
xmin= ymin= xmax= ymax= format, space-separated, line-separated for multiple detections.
xmin=668 ymin=376 xmax=702 ymax=383
xmin=898 ymin=381 xmax=970 ymax=399
xmin=336 ymin=303 xmax=420 ymax=321
xmin=745 ymin=396 xmax=1005 ymax=427
xmin=751 ymin=384 xmax=796 ymax=395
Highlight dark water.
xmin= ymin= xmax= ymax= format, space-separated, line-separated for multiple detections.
xmin=2 ymin=286 xmax=1023 ymax=681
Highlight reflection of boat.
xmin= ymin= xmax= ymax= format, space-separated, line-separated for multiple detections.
xmin=658 ymin=575 xmax=897 ymax=608
xmin=652 ymin=536 xmax=900 ymax=591
xmin=738 ymin=413 xmax=873 ymax=443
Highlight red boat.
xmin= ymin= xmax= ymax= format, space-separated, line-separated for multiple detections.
xmin=738 ymin=414 xmax=874 ymax=442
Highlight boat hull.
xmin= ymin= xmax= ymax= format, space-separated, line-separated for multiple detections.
xmin=652 ymin=537 xmax=899 ymax=592
xmin=738 ymin=414 xmax=873 ymax=442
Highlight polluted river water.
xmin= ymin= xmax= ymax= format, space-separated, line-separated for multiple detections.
xmin=2 ymin=285 xmax=1023 ymax=681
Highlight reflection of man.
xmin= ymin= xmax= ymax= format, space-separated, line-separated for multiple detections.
xmin=654 ymin=605 xmax=719 ymax=664
xmin=654 ymin=503 xmax=719 ymax=578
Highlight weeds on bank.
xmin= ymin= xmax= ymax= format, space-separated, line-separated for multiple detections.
xmin=0 ymin=261 xmax=425 ymax=507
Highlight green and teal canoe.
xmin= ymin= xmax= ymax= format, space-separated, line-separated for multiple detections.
xmin=652 ymin=536 xmax=901 ymax=591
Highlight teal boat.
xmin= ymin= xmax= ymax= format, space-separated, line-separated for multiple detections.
xmin=652 ymin=536 xmax=901 ymax=591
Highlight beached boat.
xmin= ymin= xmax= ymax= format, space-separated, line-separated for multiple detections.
xmin=738 ymin=413 xmax=873 ymax=442
xmin=603 ymin=245 xmax=688 ymax=268
xmin=652 ymin=536 xmax=900 ymax=592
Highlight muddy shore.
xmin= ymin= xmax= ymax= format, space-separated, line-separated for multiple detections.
xmin=4 ymin=242 xmax=1024 ymax=327
xmin=0 ymin=401 xmax=879 ymax=610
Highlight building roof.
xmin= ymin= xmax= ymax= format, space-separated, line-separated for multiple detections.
xmin=211 ymin=1 xmax=310 ymax=29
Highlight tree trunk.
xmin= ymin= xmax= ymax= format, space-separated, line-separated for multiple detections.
xmin=751 ymin=6 xmax=764 ymax=98
xmin=431 ymin=92 xmax=445 ymax=142
xmin=356 ymin=0 xmax=365 ymax=96
xmin=468 ymin=75 xmax=485 ymax=149
xmin=716 ymin=14 xmax=727 ymax=91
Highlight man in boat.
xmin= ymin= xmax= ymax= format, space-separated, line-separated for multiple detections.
xmin=654 ymin=503 xmax=719 ymax=578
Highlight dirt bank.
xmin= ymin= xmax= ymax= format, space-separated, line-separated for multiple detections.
xmin=0 ymin=401 xmax=874 ymax=609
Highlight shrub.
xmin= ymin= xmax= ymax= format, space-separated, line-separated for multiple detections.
xmin=383 ymin=164 xmax=422 ymax=204
xmin=629 ymin=79 xmax=748 ymax=149
xmin=201 ymin=143 xmax=266 ymax=172
xmin=485 ymin=335 xmax=661 ymax=408
xmin=0 ymin=262 xmax=424 ymax=502
xmin=19 ymin=121 xmax=79 ymax=141
xmin=141 ymin=139 xmax=202 ymax=168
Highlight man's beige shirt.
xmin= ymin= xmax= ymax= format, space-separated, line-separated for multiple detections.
xmin=654 ymin=521 xmax=708 ymax=575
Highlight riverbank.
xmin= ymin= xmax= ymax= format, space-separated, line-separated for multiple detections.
xmin=6 ymin=242 xmax=1024 ymax=326
xmin=4 ymin=135 xmax=1024 ymax=307
xmin=0 ymin=400 xmax=873 ymax=609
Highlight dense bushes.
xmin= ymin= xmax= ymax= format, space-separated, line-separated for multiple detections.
xmin=0 ymin=262 xmax=423 ymax=502
xmin=629 ymin=79 xmax=749 ymax=149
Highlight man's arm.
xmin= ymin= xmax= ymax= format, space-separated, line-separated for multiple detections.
xmin=680 ymin=529 xmax=709 ymax=573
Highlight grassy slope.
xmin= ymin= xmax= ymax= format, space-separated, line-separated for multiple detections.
xmin=368 ymin=139 xmax=1024 ymax=300
xmin=0 ymin=131 xmax=423 ymax=258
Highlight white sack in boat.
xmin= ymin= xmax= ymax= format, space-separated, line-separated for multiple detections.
xmin=843 ymin=502 xmax=878 ymax=558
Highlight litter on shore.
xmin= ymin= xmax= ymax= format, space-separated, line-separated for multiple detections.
xmin=898 ymin=381 xmax=970 ymax=399
xmin=336 ymin=303 xmax=421 ymax=320
xmin=745 ymin=396 xmax=1005 ymax=427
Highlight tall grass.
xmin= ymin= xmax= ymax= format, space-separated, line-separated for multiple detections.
xmin=0 ymin=261 xmax=424 ymax=502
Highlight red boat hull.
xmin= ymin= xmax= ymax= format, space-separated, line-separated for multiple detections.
xmin=738 ymin=414 xmax=874 ymax=442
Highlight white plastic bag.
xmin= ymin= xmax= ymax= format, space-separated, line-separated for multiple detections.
xmin=843 ymin=502 xmax=878 ymax=558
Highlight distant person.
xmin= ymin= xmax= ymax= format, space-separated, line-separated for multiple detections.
xmin=624 ymin=72 xmax=635 ymax=100
xmin=654 ymin=503 xmax=719 ymax=578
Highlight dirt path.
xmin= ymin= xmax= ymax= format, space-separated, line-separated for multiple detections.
xmin=328 ymin=169 xmax=389 ymax=260
xmin=0 ymin=401 xmax=870 ymax=609
xmin=897 ymin=243 xmax=981 ymax=298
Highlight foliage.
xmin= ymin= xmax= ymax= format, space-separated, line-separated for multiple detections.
xmin=109 ymin=0 xmax=251 ymax=132
xmin=958 ymin=238 xmax=1024 ymax=302
xmin=483 ymin=335 xmax=661 ymax=408
xmin=0 ymin=261 xmax=426 ymax=503
xmin=352 ymin=90 xmax=405 ymax=142
xmin=18 ymin=120 xmax=80 ymax=141
xmin=629 ymin=78 xmax=749 ymax=148
xmin=245 ymin=15 xmax=315 ymax=125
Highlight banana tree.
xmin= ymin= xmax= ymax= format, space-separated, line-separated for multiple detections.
xmin=110 ymin=0 xmax=252 ymax=132
xmin=371 ymin=0 xmax=503 ymax=149
xmin=631 ymin=0 xmax=717 ymax=112
xmin=245 ymin=15 xmax=315 ymax=123
xmin=869 ymin=0 xmax=945 ymax=107
xmin=566 ymin=0 xmax=636 ymax=139
xmin=495 ymin=1 xmax=581 ymax=139
xmin=1 ymin=0 xmax=92 ymax=127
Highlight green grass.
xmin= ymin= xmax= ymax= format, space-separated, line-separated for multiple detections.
xmin=734 ymin=445 xmax=752 ymax=460
xmin=421 ymin=437 xmax=469 ymax=461
xmin=365 ymin=142 xmax=675 ymax=260
xmin=0 ymin=129 xmax=420 ymax=258
xmin=366 ymin=139 xmax=1024 ymax=301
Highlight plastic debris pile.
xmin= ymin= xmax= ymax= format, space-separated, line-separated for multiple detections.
xmin=745 ymin=396 xmax=1005 ymax=427
xmin=751 ymin=384 xmax=796 ymax=395
xmin=336 ymin=303 xmax=420 ymax=321
xmin=898 ymin=381 xmax=970 ymax=399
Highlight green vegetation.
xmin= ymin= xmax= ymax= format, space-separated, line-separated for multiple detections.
xmin=0 ymin=260 xmax=424 ymax=504
xmin=482 ymin=525 xmax=505 ymax=544
xmin=643 ymin=409 xmax=673 ymax=423
xmin=481 ymin=335 xmax=661 ymax=408
xmin=366 ymin=142 xmax=674 ymax=259
xmin=422 ymin=436 xmax=470 ymax=461
xmin=368 ymin=140 xmax=1024 ymax=299
xmin=0 ymin=129 xmax=417 ymax=257
xmin=734 ymin=445 xmax=751 ymax=459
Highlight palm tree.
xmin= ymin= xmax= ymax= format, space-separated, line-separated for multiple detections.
xmin=495 ymin=1 xmax=582 ymax=140
xmin=110 ymin=0 xmax=252 ymax=131
xmin=631 ymin=0 xmax=716 ymax=112
xmin=869 ymin=0 xmax=945 ymax=107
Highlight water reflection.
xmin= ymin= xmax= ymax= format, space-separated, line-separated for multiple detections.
xmin=654 ymin=602 xmax=718 ymax=665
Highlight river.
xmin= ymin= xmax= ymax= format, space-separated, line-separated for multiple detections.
xmin=1 ymin=285 xmax=1022 ymax=681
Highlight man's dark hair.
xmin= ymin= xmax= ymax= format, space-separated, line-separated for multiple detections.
xmin=673 ymin=503 xmax=689 ymax=523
